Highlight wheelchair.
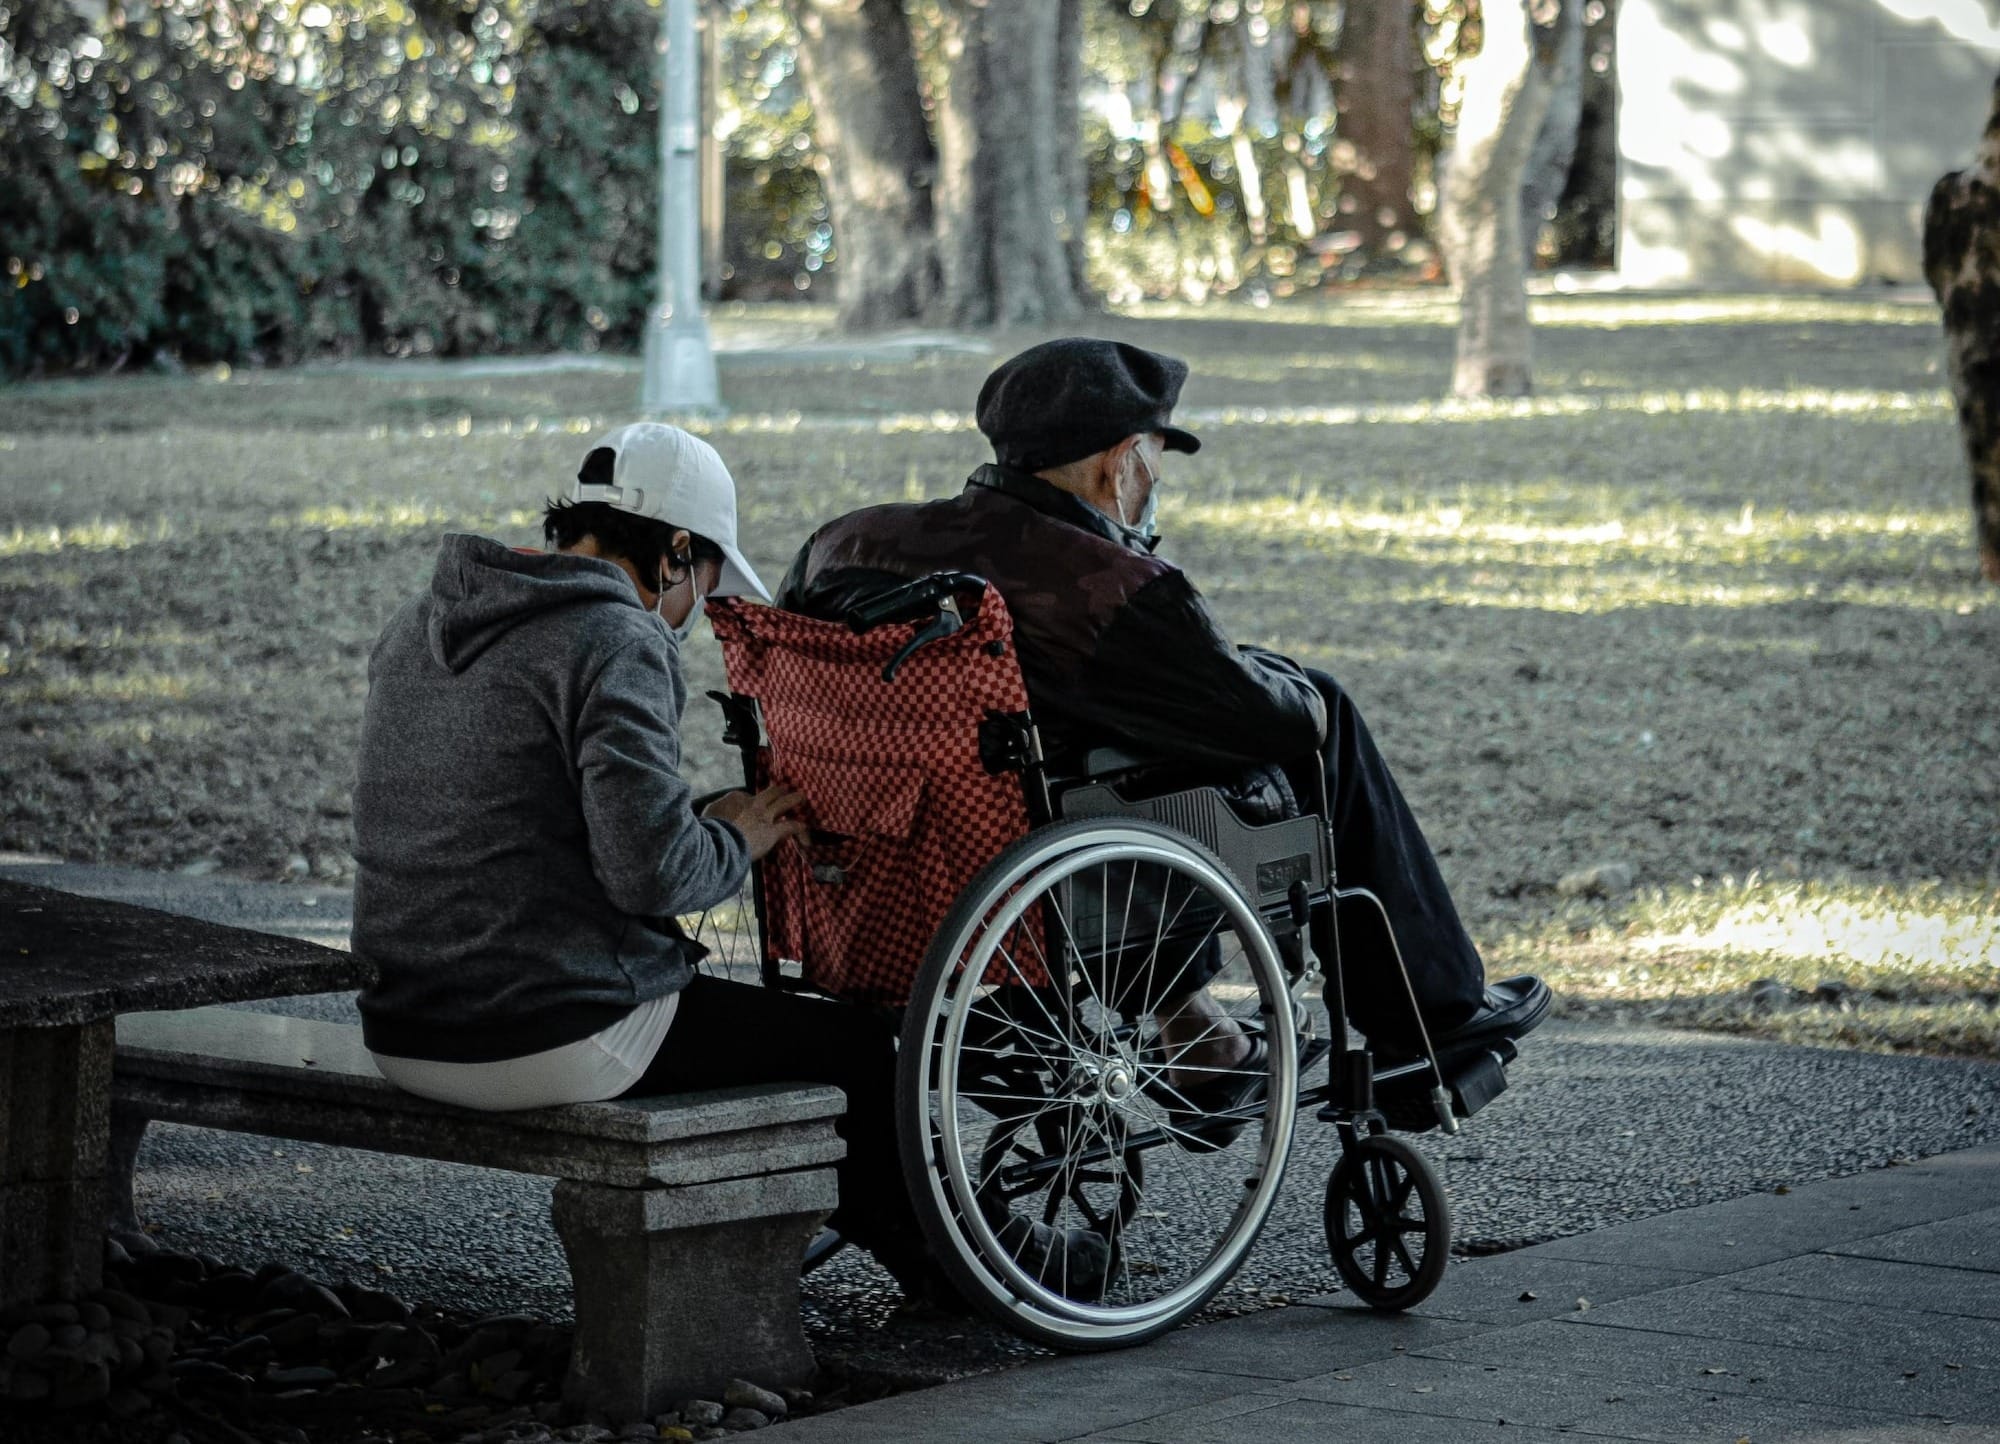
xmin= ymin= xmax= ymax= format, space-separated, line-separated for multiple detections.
xmin=701 ymin=573 xmax=1530 ymax=1350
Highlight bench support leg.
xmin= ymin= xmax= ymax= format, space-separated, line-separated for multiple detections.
xmin=104 ymin=1109 xmax=148 ymax=1235
xmin=552 ymin=1169 xmax=836 ymax=1420
xmin=0 ymin=1020 xmax=113 ymax=1306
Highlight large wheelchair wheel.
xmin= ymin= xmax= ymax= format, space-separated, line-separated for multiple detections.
xmin=896 ymin=818 xmax=1298 ymax=1350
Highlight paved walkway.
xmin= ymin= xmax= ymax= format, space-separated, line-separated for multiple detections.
xmin=764 ymin=1146 xmax=2000 ymax=1443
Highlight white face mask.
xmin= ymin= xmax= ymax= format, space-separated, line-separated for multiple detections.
xmin=1118 ymin=448 xmax=1161 ymax=546
xmin=673 ymin=577 xmax=707 ymax=643
xmin=657 ymin=563 xmax=706 ymax=643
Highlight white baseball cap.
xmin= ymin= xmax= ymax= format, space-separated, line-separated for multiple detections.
xmin=567 ymin=422 xmax=770 ymax=602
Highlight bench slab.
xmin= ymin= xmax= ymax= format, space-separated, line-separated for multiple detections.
xmin=110 ymin=1005 xmax=847 ymax=1419
xmin=115 ymin=1007 xmax=846 ymax=1187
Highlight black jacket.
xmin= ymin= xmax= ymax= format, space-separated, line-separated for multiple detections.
xmin=776 ymin=465 xmax=1327 ymax=797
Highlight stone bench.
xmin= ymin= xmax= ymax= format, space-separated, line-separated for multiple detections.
xmin=109 ymin=1005 xmax=845 ymax=1420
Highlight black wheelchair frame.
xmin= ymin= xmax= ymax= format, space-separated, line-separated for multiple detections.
xmin=708 ymin=572 xmax=1503 ymax=1342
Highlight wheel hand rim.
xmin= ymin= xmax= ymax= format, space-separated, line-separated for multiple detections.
xmin=927 ymin=830 xmax=1296 ymax=1332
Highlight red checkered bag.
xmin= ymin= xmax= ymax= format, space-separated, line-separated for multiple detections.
xmin=709 ymin=593 xmax=1042 ymax=1005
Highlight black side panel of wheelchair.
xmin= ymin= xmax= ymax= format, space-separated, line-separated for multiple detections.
xmin=1056 ymin=781 xmax=1331 ymax=911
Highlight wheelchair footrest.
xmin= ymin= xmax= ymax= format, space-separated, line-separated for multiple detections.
xmin=1379 ymin=1037 xmax=1518 ymax=1134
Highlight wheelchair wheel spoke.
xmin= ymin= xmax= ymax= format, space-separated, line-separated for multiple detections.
xmin=1106 ymin=859 xmax=1142 ymax=1019
xmin=991 ymin=941 xmax=1079 ymax=1047
xmin=910 ymin=821 xmax=1298 ymax=1344
xmin=961 ymin=1002 xmax=1075 ymax=1060
xmin=1387 ymin=1230 xmax=1419 ymax=1280
xmin=1390 ymin=1171 xmax=1417 ymax=1216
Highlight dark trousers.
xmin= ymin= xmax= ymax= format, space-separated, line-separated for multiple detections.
xmin=1284 ymin=669 xmax=1488 ymax=1048
xmin=620 ymin=974 xmax=927 ymax=1285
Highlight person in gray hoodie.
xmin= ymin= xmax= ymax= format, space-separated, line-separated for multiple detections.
xmin=351 ymin=423 xmax=973 ymax=1294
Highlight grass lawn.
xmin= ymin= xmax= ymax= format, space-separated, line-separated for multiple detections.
xmin=3 ymin=292 xmax=1995 ymax=1057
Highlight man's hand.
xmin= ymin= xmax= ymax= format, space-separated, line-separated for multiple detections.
xmin=702 ymin=784 xmax=808 ymax=862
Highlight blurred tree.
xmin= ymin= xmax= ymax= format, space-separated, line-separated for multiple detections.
xmin=783 ymin=0 xmax=1085 ymax=327
xmin=1330 ymin=0 xmax=1421 ymax=262
xmin=1548 ymin=0 xmax=1615 ymax=265
xmin=0 ymin=0 xmax=1617 ymax=373
xmin=931 ymin=0 xmax=1086 ymax=323
xmin=786 ymin=0 xmax=937 ymax=325
xmin=1436 ymin=0 xmax=1571 ymax=398
xmin=1517 ymin=0 xmax=1582 ymax=258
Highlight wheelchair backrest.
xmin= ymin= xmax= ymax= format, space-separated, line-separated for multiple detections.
xmin=709 ymin=591 xmax=1040 ymax=1005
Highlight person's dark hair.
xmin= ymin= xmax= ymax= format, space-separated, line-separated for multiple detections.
xmin=543 ymin=448 xmax=722 ymax=584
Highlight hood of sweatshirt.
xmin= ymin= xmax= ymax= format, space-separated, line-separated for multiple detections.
xmin=426 ymin=533 xmax=646 ymax=673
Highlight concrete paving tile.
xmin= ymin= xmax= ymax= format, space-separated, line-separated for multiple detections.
xmin=756 ymin=1360 xmax=1255 ymax=1443
xmin=1088 ymin=1397 xmax=1593 ymax=1443
xmin=1828 ymin=1207 xmax=2000 ymax=1274
xmin=1578 ymin=1276 xmax=2000 ymax=1360
xmin=1132 ymin=1301 xmax=1489 ymax=1380
xmin=1422 ymin=1317 xmax=2000 ymax=1419
xmin=1282 ymin=1352 xmax=1977 ymax=1442
xmin=1299 ymin=1250 xmax=1707 ymax=1325
xmin=1529 ymin=1167 xmax=1999 ymax=1276
xmin=1728 ymin=1252 xmax=2000 ymax=1319
xmin=1070 ymin=1389 xmax=1297 ymax=1439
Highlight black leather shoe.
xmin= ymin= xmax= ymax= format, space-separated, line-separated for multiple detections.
xmin=1377 ymin=975 xmax=1552 ymax=1067
xmin=1437 ymin=975 xmax=1552 ymax=1051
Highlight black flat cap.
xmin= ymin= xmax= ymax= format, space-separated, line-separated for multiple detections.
xmin=976 ymin=338 xmax=1202 ymax=471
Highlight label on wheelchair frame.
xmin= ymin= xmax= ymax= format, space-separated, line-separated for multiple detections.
xmin=1255 ymin=852 xmax=1314 ymax=897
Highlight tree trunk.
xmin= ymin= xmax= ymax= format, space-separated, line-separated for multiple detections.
xmin=1437 ymin=0 xmax=1572 ymax=398
xmin=932 ymin=0 xmax=1086 ymax=326
xmin=1053 ymin=0 xmax=1093 ymax=302
xmin=1518 ymin=0 xmax=1585 ymax=261
xmin=787 ymin=0 xmax=937 ymax=329
xmin=1333 ymin=0 xmax=1420 ymax=261
xmin=1552 ymin=0 xmax=1619 ymax=265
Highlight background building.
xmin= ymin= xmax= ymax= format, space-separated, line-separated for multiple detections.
xmin=1618 ymin=0 xmax=2000 ymax=285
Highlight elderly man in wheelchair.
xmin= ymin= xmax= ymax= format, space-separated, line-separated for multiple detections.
xmin=698 ymin=338 xmax=1550 ymax=1347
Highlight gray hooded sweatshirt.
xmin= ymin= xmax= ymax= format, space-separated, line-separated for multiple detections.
xmin=352 ymin=533 xmax=749 ymax=1063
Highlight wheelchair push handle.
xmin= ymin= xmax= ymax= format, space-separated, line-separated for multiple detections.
xmin=844 ymin=571 xmax=992 ymax=683
xmin=843 ymin=570 xmax=990 ymax=634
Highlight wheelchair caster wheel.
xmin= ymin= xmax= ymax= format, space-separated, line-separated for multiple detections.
xmin=1324 ymin=1133 xmax=1450 ymax=1311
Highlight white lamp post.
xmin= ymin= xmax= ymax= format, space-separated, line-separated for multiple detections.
xmin=641 ymin=0 xmax=721 ymax=415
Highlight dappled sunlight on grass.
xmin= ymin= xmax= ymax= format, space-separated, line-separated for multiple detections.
xmin=662 ymin=384 xmax=1956 ymax=439
xmin=84 ymin=715 xmax=217 ymax=746
xmin=1173 ymin=493 xmax=1989 ymax=614
xmin=1 ymin=621 xmax=208 ymax=653
xmin=2 ymin=295 xmax=1991 ymax=1059
xmin=1533 ymin=296 xmax=1942 ymax=329
xmin=1495 ymin=878 xmax=2000 ymax=1057
xmin=1177 ymin=495 xmax=1968 ymax=545
xmin=1634 ymin=890 xmax=2000 ymax=976
xmin=1127 ymin=292 xmax=1941 ymax=330
xmin=1181 ymin=386 xmax=1949 ymax=428
xmin=12 ymin=670 xmax=205 ymax=704
xmin=289 ymin=503 xmax=470 ymax=532
xmin=0 ymin=519 xmax=178 ymax=556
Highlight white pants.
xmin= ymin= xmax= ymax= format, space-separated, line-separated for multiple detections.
xmin=369 ymin=990 xmax=679 ymax=1111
